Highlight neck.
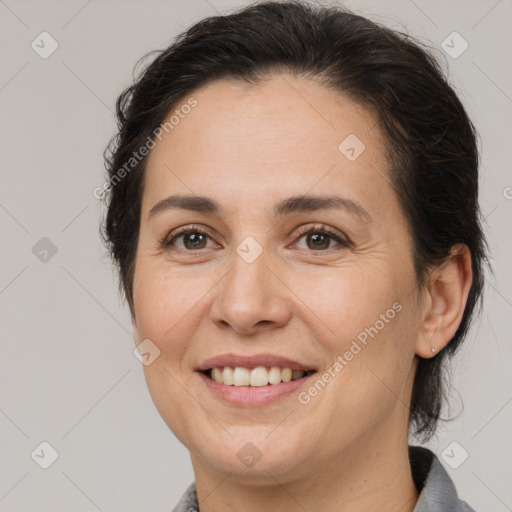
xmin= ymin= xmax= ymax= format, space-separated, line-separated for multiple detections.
xmin=190 ymin=424 xmax=419 ymax=512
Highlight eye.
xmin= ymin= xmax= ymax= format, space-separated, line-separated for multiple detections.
xmin=162 ymin=225 xmax=217 ymax=251
xmin=161 ymin=223 xmax=350 ymax=254
xmin=293 ymin=224 xmax=349 ymax=251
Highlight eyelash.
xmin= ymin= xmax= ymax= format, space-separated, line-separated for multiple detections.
xmin=160 ymin=223 xmax=350 ymax=253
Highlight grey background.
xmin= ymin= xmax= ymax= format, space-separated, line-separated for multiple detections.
xmin=0 ymin=0 xmax=511 ymax=510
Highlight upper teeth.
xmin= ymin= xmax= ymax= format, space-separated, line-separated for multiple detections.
xmin=210 ymin=366 xmax=306 ymax=386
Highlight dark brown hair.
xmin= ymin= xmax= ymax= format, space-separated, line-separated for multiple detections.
xmin=101 ymin=0 xmax=488 ymax=441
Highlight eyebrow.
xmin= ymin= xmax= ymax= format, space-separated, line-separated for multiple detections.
xmin=148 ymin=194 xmax=371 ymax=222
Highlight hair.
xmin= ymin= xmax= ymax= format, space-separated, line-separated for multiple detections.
xmin=101 ymin=0 xmax=488 ymax=442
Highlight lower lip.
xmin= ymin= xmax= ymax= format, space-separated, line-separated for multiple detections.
xmin=197 ymin=371 xmax=316 ymax=407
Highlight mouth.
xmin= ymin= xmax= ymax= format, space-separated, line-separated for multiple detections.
xmin=196 ymin=365 xmax=318 ymax=407
xmin=199 ymin=366 xmax=317 ymax=387
xmin=194 ymin=353 xmax=319 ymax=406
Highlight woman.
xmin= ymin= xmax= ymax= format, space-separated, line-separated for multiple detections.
xmin=101 ymin=1 xmax=487 ymax=510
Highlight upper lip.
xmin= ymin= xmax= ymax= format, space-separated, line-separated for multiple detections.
xmin=195 ymin=353 xmax=317 ymax=372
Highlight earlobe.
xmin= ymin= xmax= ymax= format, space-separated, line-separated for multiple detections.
xmin=415 ymin=244 xmax=473 ymax=359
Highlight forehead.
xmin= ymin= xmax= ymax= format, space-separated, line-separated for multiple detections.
xmin=142 ymin=74 xmax=394 ymax=221
xmin=152 ymin=75 xmax=384 ymax=156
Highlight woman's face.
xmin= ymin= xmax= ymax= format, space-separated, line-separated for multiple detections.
xmin=132 ymin=75 xmax=424 ymax=481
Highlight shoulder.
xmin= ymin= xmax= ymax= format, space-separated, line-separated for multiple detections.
xmin=171 ymin=481 xmax=198 ymax=512
xmin=409 ymin=445 xmax=477 ymax=512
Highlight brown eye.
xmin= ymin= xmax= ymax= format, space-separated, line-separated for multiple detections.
xmin=305 ymin=233 xmax=331 ymax=250
xmin=181 ymin=232 xmax=208 ymax=250
xmin=294 ymin=224 xmax=349 ymax=251
xmin=163 ymin=227 xmax=216 ymax=252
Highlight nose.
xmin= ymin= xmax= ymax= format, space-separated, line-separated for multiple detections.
xmin=209 ymin=248 xmax=292 ymax=335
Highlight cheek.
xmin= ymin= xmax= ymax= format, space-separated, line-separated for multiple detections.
xmin=289 ymin=260 xmax=406 ymax=342
xmin=290 ymin=262 xmax=418 ymax=403
xmin=132 ymin=263 xmax=211 ymax=446
xmin=298 ymin=301 xmax=417 ymax=449
xmin=132 ymin=261 xmax=213 ymax=357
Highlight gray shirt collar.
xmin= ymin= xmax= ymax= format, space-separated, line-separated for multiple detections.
xmin=172 ymin=445 xmax=476 ymax=512
xmin=409 ymin=445 xmax=476 ymax=511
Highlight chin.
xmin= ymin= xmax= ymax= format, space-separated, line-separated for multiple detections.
xmin=190 ymin=427 xmax=313 ymax=479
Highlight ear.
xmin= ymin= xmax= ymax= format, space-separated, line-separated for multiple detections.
xmin=415 ymin=244 xmax=473 ymax=358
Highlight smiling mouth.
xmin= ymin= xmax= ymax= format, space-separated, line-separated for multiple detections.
xmin=201 ymin=366 xmax=317 ymax=387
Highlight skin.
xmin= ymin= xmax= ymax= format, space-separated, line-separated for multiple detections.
xmin=131 ymin=74 xmax=473 ymax=512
